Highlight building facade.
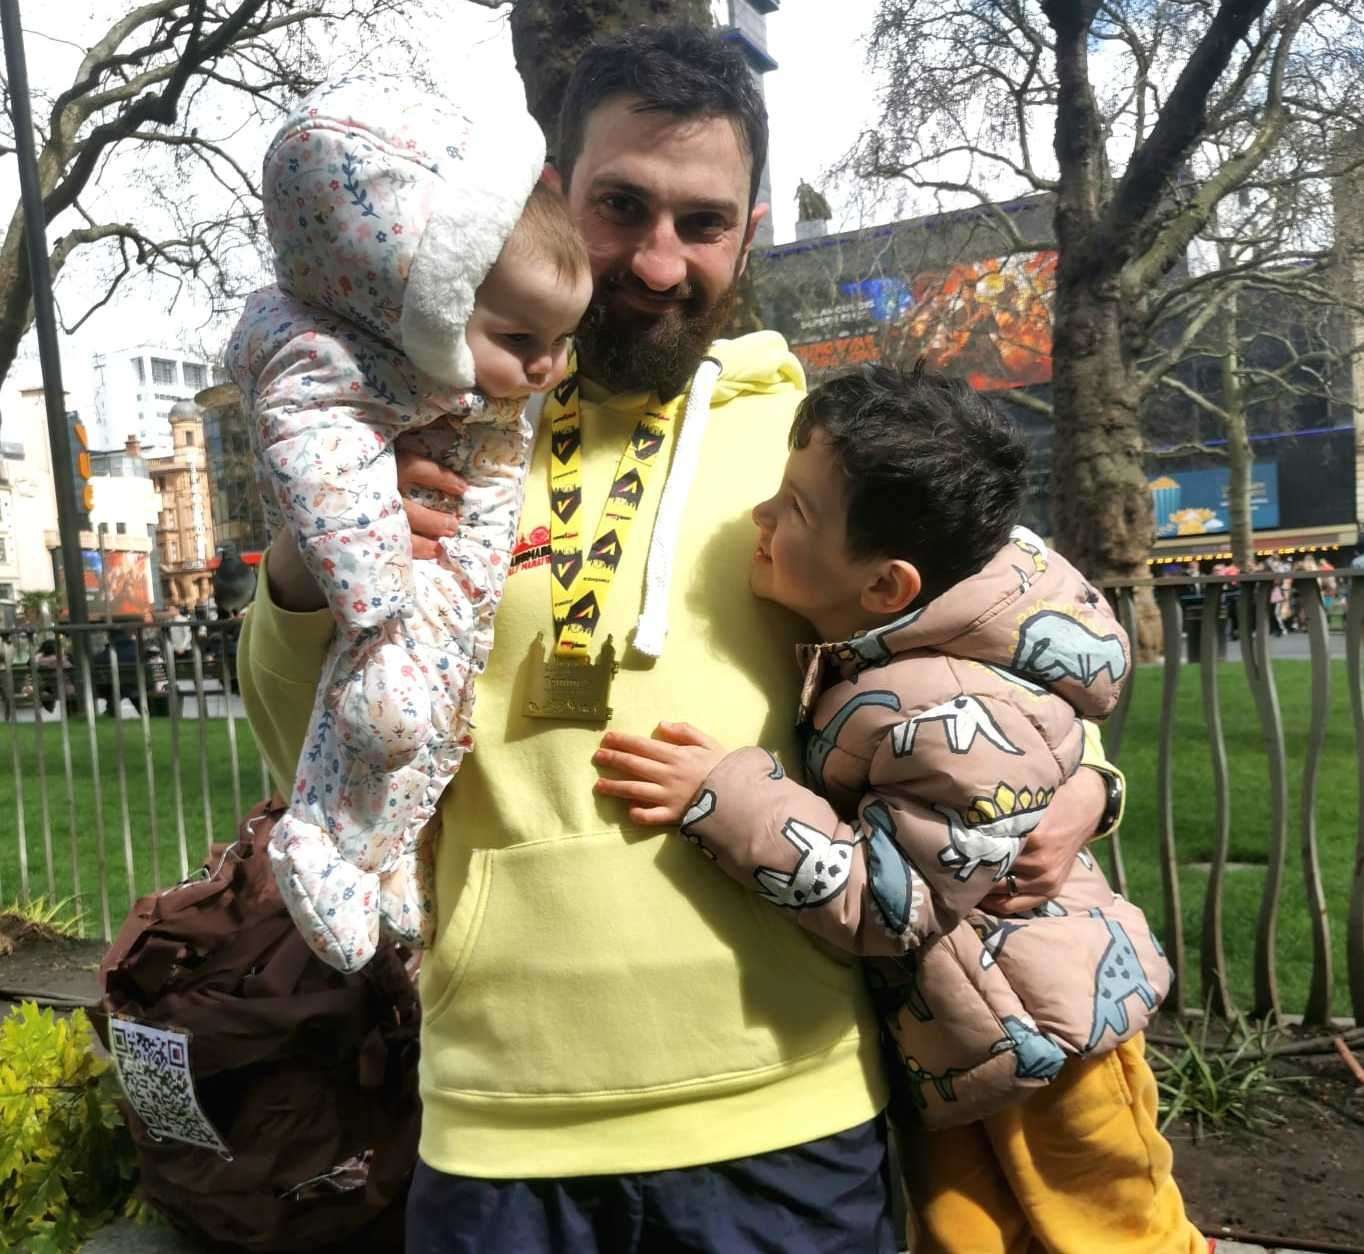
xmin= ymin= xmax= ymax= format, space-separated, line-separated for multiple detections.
xmin=0 ymin=378 xmax=63 ymax=607
xmin=200 ymin=390 xmax=271 ymax=555
xmin=717 ymin=0 xmax=779 ymax=247
xmin=753 ymin=194 xmax=1360 ymax=562
xmin=91 ymin=346 xmax=212 ymax=456
xmin=89 ymin=435 xmax=162 ymax=615
xmin=147 ymin=402 xmax=216 ymax=608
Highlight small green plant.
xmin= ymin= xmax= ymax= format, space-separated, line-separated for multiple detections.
xmin=0 ymin=1003 xmax=138 ymax=1251
xmin=1 ymin=895 xmax=84 ymax=938
xmin=1149 ymin=1013 xmax=1305 ymax=1140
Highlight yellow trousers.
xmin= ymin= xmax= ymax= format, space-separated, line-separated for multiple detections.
xmin=902 ymin=1036 xmax=1204 ymax=1254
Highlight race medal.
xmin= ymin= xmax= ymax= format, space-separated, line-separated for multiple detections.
xmin=523 ymin=634 xmax=619 ymax=723
xmin=520 ymin=365 xmax=685 ymax=721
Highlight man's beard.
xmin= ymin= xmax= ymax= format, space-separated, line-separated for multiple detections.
xmin=575 ymin=273 xmax=739 ymax=400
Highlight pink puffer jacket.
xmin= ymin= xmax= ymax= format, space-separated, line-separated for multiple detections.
xmin=682 ymin=527 xmax=1169 ymax=1128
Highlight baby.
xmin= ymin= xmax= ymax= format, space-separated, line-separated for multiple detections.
xmin=228 ymin=76 xmax=590 ymax=972
xmin=595 ymin=364 xmax=1201 ymax=1251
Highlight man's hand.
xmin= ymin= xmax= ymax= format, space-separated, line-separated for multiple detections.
xmin=266 ymin=527 xmax=327 ymax=613
xmin=980 ymin=766 xmax=1106 ymax=912
xmin=395 ymin=434 xmax=467 ymax=560
xmin=593 ymin=722 xmax=728 ymax=825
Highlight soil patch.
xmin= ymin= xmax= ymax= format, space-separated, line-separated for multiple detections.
xmin=1170 ymin=1044 xmax=1364 ymax=1246
xmin=0 ymin=912 xmax=104 ymax=1007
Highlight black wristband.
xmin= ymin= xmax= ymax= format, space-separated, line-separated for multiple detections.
xmin=1096 ymin=767 xmax=1124 ymax=836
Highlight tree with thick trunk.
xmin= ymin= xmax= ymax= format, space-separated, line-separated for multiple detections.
xmin=853 ymin=0 xmax=1363 ymax=579
xmin=0 ymin=0 xmax=420 ymax=433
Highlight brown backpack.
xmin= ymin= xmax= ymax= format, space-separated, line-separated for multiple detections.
xmin=92 ymin=799 xmax=420 ymax=1252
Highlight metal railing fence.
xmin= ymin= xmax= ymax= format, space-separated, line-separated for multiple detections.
xmin=1101 ymin=567 xmax=1363 ymax=1028
xmin=0 ymin=616 xmax=266 ymax=939
xmin=4 ymin=569 xmax=1363 ymax=1029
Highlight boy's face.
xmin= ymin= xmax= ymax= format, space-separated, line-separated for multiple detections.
xmin=750 ymin=433 xmax=901 ymax=642
xmin=465 ymin=249 xmax=592 ymax=400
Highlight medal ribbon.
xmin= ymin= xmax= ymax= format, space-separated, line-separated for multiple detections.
xmin=545 ymin=364 xmax=683 ymax=659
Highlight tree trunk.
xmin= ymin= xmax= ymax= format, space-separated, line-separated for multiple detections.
xmin=1218 ymin=291 xmax=1254 ymax=569
xmin=1048 ymin=264 xmax=1152 ymax=580
xmin=1045 ymin=3 xmax=1153 ymax=581
xmin=510 ymin=0 xmax=714 ymax=151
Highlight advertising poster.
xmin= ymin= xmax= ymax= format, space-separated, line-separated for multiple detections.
xmin=787 ymin=251 xmax=1058 ymax=391
xmin=55 ymin=548 xmax=153 ymax=618
xmin=1147 ymin=464 xmax=1280 ymax=537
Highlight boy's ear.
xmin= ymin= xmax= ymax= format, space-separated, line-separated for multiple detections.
xmin=861 ymin=559 xmax=921 ymax=618
xmin=540 ymin=163 xmax=564 ymax=192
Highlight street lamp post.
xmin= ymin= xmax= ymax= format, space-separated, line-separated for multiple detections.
xmin=0 ymin=0 xmax=89 ymax=626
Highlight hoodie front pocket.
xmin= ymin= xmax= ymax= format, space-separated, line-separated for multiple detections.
xmin=421 ymin=828 xmax=865 ymax=1100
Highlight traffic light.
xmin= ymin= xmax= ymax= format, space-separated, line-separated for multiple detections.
xmin=68 ymin=410 xmax=93 ymax=530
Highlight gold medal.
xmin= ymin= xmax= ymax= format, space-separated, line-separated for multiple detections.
xmin=523 ymin=633 xmax=618 ymax=723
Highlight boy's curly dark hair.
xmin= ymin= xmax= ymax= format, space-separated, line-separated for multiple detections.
xmin=790 ymin=362 xmax=1028 ymax=604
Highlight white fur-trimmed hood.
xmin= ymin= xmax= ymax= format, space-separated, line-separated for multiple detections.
xmin=260 ymin=74 xmax=545 ymax=387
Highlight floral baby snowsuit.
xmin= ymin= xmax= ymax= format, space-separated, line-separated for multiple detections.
xmin=226 ymin=75 xmax=546 ymax=972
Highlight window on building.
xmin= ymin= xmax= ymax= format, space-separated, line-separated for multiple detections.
xmin=115 ymin=521 xmax=127 ymax=535
xmin=151 ymin=358 xmax=178 ymax=386
xmin=133 ymin=358 xmax=145 ymax=383
xmin=183 ymin=363 xmax=207 ymax=390
xmin=184 ymin=429 xmax=195 ymax=446
xmin=0 ymin=538 xmax=7 ymax=564
xmin=0 ymin=583 xmax=13 ymax=603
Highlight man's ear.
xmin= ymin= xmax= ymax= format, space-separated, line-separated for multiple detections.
xmin=540 ymin=163 xmax=564 ymax=192
xmin=861 ymin=559 xmax=921 ymax=618
xmin=736 ymin=202 xmax=770 ymax=278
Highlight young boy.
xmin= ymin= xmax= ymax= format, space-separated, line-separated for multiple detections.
xmin=228 ymin=75 xmax=591 ymax=972
xmin=594 ymin=363 xmax=1203 ymax=1252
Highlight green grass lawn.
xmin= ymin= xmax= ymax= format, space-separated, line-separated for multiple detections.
xmin=0 ymin=710 xmax=270 ymax=941
xmin=1108 ymin=658 xmax=1360 ymax=1023
xmin=0 ymin=660 xmax=1359 ymax=1021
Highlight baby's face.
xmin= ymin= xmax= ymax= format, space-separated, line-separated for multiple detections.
xmin=466 ymin=250 xmax=592 ymax=400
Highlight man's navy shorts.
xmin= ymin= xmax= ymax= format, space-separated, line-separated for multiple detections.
xmin=405 ymin=1115 xmax=898 ymax=1253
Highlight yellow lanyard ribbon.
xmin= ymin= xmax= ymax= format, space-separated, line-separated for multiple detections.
xmin=545 ymin=367 xmax=682 ymax=659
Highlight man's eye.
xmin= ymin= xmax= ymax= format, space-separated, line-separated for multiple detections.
xmin=498 ymin=333 xmax=531 ymax=346
xmin=684 ymin=215 xmax=728 ymax=240
xmin=601 ymin=194 xmax=643 ymax=221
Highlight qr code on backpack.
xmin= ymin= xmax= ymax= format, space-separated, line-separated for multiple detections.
xmin=108 ymin=1017 xmax=229 ymax=1154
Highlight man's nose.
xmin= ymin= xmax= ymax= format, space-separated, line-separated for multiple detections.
xmin=752 ymin=498 xmax=774 ymax=528
xmin=632 ymin=218 xmax=687 ymax=292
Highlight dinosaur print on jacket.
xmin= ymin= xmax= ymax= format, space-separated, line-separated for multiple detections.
xmin=935 ymin=783 xmax=1053 ymax=883
xmin=1013 ymin=610 xmax=1129 ymax=689
xmin=753 ymin=818 xmax=856 ymax=909
xmin=1085 ymin=908 xmax=1158 ymax=1051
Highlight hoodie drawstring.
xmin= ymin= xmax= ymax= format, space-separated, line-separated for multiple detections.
xmin=631 ymin=356 xmax=723 ymax=659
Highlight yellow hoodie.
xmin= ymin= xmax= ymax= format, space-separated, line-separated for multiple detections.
xmin=239 ymin=331 xmax=887 ymax=1178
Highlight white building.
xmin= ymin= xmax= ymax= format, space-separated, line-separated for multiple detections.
xmin=0 ymin=378 xmax=63 ymax=607
xmin=90 ymin=346 xmax=212 ymax=455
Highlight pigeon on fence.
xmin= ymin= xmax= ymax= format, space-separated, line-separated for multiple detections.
xmin=213 ymin=543 xmax=257 ymax=615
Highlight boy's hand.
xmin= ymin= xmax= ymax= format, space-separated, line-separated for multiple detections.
xmin=593 ymin=722 xmax=727 ymax=825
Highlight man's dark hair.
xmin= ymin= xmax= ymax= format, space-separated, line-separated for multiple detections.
xmin=557 ymin=24 xmax=769 ymax=211
xmin=791 ymin=362 xmax=1029 ymax=604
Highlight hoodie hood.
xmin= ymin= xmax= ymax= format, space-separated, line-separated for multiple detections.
xmin=822 ymin=527 xmax=1130 ymax=719
xmin=261 ymin=74 xmax=545 ymax=388
xmin=709 ymin=332 xmax=806 ymax=407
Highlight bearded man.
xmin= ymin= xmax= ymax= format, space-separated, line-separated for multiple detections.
xmin=245 ymin=25 xmax=1108 ymax=1253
